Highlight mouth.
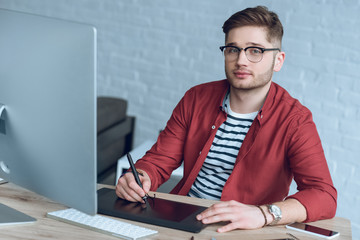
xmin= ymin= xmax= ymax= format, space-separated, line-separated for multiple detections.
xmin=233 ymin=70 xmax=252 ymax=79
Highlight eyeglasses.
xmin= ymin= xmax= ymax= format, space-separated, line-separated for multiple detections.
xmin=219 ymin=46 xmax=281 ymax=63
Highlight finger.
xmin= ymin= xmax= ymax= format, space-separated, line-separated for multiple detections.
xmin=115 ymin=175 xmax=129 ymax=198
xmin=116 ymin=173 xmax=145 ymax=202
xmin=201 ymin=212 xmax=235 ymax=224
xmin=117 ymin=186 xmax=140 ymax=202
xmin=137 ymin=170 xmax=151 ymax=194
xmin=197 ymin=202 xmax=235 ymax=220
xmin=197 ymin=205 xmax=218 ymax=220
xmin=116 ymin=181 xmax=138 ymax=202
xmin=217 ymin=222 xmax=239 ymax=233
xmin=142 ymin=178 xmax=151 ymax=194
xmin=127 ymin=180 xmax=147 ymax=202
xmin=115 ymin=180 xmax=134 ymax=201
xmin=115 ymin=187 xmax=123 ymax=199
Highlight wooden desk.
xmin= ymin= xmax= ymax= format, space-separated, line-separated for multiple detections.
xmin=0 ymin=183 xmax=352 ymax=240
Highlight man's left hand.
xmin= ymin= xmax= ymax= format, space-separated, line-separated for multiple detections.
xmin=196 ymin=200 xmax=265 ymax=232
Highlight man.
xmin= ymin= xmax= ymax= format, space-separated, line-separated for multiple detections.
xmin=116 ymin=6 xmax=337 ymax=232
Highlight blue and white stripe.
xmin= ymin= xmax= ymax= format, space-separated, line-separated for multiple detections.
xmin=188 ymin=95 xmax=257 ymax=200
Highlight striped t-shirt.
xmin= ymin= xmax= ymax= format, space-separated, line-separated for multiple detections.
xmin=188 ymin=94 xmax=258 ymax=200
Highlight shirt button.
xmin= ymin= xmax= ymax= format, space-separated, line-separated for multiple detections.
xmin=211 ymin=125 xmax=215 ymax=129
xmin=199 ymin=151 xmax=201 ymax=155
xmin=261 ymin=115 xmax=263 ymax=119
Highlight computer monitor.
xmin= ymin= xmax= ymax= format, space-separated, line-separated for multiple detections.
xmin=0 ymin=8 xmax=97 ymax=222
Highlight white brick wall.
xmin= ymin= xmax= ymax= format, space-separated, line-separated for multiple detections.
xmin=1 ymin=0 xmax=359 ymax=238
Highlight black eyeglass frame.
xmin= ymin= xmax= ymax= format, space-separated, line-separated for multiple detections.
xmin=219 ymin=46 xmax=281 ymax=63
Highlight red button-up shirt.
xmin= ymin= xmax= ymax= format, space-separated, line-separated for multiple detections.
xmin=135 ymin=80 xmax=337 ymax=222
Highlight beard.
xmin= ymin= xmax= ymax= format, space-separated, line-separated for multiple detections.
xmin=225 ymin=59 xmax=275 ymax=91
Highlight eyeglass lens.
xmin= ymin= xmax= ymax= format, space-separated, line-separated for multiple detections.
xmin=222 ymin=46 xmax=263 ymax=63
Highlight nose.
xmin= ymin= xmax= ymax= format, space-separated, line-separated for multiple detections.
xmin=236 ymin=49 xmax=248 ymax=65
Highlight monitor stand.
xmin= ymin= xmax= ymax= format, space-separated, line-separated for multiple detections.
xmin=0 ymin=178 xmax=36 ymax=225
xmin=0 ymin=203 xmax=36 ymax=226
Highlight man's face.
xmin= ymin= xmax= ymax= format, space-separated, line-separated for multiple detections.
xmin=224 ymin=26 xmax=284 ymax=91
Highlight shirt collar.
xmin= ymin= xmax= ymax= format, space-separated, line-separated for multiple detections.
xmin=218 ymin=80 xmax=230 ymax=112
xmin=259 ymin=82 xmax=276 ymax=115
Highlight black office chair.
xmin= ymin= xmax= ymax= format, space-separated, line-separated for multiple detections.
xmin=97 ymin=97 xmax=135 ymax=185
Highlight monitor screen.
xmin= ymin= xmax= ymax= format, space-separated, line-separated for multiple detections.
xmin=0 ymin=8 xmax=97 ymax=218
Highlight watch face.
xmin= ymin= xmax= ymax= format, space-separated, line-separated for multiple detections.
xmin=271 ymin=205 xmax=281 ymax=214
xmin=268 ymin=204 xmax=282 ymax=225
xmin=269 ymin=205 xmax=282 ymax=219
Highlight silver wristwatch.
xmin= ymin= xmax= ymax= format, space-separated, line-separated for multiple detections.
xmin=267 ymin=204 xmax=282 ymax=225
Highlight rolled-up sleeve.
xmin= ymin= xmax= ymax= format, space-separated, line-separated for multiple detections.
xmin=286 ymin=112 xmax=337 ymax=222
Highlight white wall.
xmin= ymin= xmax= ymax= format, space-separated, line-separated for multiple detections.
xmin=1 ymin=0 xmax=359 ymax=238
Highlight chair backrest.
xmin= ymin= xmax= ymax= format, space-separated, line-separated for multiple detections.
xmin=97 ymin=97 xmax=127 ymax=133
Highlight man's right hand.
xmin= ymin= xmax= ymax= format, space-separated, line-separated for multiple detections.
xmin=115 ymin=169 xmax=151 ymax=203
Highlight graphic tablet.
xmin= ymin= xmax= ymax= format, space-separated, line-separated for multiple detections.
xmin=97 ymin=188 xmax=207 ymax=233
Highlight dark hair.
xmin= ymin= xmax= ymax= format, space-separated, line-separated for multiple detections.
xmin=222 ymin=6 xmax=283 ymax=47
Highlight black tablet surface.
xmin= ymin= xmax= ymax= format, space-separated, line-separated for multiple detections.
xmin=97 ymin=188 xmax=208 ymax=233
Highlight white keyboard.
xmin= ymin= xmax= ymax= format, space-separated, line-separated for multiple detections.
xmin=47 ymin=208 xmax=158 ymax=240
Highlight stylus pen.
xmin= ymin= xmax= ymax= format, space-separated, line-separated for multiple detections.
xmin=126 ymin=153 xmax=148 ymax=204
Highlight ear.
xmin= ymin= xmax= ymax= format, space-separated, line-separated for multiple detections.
xmin=273 ymin=51 xmax=285 ymax=72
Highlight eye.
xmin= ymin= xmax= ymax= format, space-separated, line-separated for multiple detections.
xmin=248 ymin=47 xmax=262 ymax=55
xmin=226 ymin=47 xmax=239 ymax=54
